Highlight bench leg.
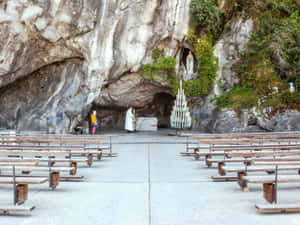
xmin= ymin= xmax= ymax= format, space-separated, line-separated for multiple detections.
xmin=266 ymin=170 xmax=275 ymax=174
xmin=237 ymin=172 xmax=247 ymax=190
xmin=194 ymin=149 xmax=199 ymax=160
xmin=245 ymin=161 xmax=251 ymax=166
xmin=205 ymin=155 xmax=212 ymax=167
xmin=218 ymin=162 xmax=226 ymax=175
xmin=22 ymin=171 xmax=31 ymax=174
xmin=16 ymin=184 xmax=28 ymax=205
xmin=88 ymin=154 xmax=93 ymax=167
xmin=70 ymin=162 xmax=77 ymax=175
xmin=263 ymin=183 xmax=275 ymax=203
xmin=97 ymin=152 xmax=102 ymax=160
xmin=49 ymin=172 xmax=60 ymax=189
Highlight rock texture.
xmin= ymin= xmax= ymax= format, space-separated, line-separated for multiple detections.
xmin=0 ymin=0 xmax=191 ymax=132
xmin=1 ymin=0 xmax=299 ymax=133
xmin=188 ymin=18 xmax=254 ymax=132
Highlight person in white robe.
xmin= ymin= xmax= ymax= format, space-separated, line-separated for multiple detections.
xmin=125 ymin=107 xmax=135 ymax=132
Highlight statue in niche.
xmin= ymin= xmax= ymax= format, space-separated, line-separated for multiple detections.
xmin=183 ymin=51 xmax=195 ymax=80
xmin=289 ymin=82 xmax=295 ymax=93
xmin=186 ymin=51 xmax=194 ymax=74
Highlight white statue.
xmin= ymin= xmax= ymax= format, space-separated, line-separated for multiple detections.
xmin=273 ymin=86 xmax=278 ymax=94
xmin=186 ymin=51 xmax=194 ymax=75
xmin=289 ymin=82 xmax=295 ymax=93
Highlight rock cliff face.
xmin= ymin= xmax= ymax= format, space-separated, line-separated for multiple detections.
xmin=188 ymin=18 xmax=254 ymax=133
xmin=0 ymin=0 xmax=190 ymax=132
xmin=0 ymin=0 xmax=299 ymax=133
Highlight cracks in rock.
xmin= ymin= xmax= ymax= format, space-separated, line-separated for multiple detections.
xmin=0 ymin=56 xmax=84 ymax=91
xmin=172 ymin=0 xmax=180 ymax=32
xmin=139 ymin=79 xmax=172 ymax=93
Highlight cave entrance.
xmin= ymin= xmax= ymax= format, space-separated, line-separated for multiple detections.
xmin=137 ymin=92 xmax=174 ymax=128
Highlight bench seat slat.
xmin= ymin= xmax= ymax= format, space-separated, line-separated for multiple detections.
xmin=0 ymin=177 xmax=48 ymax=184
xmin=255 ymin=204 xmax=300 ymax=213
xmin=0 ymin=151 xmax=69 ymax=157
xmin=223 ymin=165 xmax=300 ymax=172
xmin=0 ymin=162 xmax=38 ymax=166
xmin=0 ymin=166 xmax=74 ymax=172
xmin=244 ymin=175 xmax=300 ymax=183
xmin=0 ymin=205 xmax=35 ymax=213
xmin=38 ymin=159 xmax=87 ymax=163
xmin=227 ymin=151 xmax=300 ymax=158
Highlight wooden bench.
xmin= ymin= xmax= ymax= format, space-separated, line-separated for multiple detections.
xmin=223 ymin=165 xmax=300 ymax=189
xmin=192 ymin=144 xmax=300 ymax=161
xmin=0 ymin=150 xmax=99 ymax=167
xmin=0 ymin=151 xmax=70 ymax=157
xmin=0 ymin=162 xmax=38 ymax=167
xmin=185 ymin=132 xmax=300 ymax=151
xmin=0 ymin=177 xmax=48 ymax=204
xmin=192 ymin=139 xmax=300 ymax=148
xmin=0 ymin=166 xmax=75 ymax=189
xmin=188 ymin=132 xmax=300 ymax=140
xmin=205 ymin=158 xmax=251 ymax=174
xmin=1 ymin=174 xmax=85 ymax=182
xmin=0 ymin=145 xmax=103 ymax=161
xmin=226 ymin=151 xmax=300 ymax=158
xmin=0 ymin=135 xmax=110 ymax=149
xmin=38 ymin=158 xmax=87 ymax=174
xmin=255 ymin=203 xmax=300 ymax=213
xmin=196 ymin=149 xmax=300 ymax=166
xmin=244 ymin=174 xmax=300 ymax=203
xmin=252 ymin=161 xmax=300 ymax=166
xmin=0 ymin=205 xmax=35 ymax=214
xmin=211 ymin=175 xmax=237 ymax=182
xmin=0 ymin=159 xmax=38 ymax=163
xmin=0 ymin=158 xmax=81 ymax=174
xmin=209 ymin=157 xmax=300 ymax=175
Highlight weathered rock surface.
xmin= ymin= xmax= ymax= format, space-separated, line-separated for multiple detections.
xmin=1 ymin=0 xmax=299 ymax=133
xmin=0 ymin=58 xmax=87 ymax=131
xmin=0 ymin=0 xmax=191 ymax=132
xmin=188 ymin=18 xmax=254 ymax=133
xmin=252 ymin=110 xmax=300 ymax=132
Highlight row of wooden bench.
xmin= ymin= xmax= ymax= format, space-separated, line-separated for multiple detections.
xmin=0 ymin=134 xmax=116 ymax=214
xmin=181 ymin=132 xmax=300 ymax=214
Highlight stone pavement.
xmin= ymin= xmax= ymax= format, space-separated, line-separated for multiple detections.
xmin=2 ymin=133 xmax=300 ymax=225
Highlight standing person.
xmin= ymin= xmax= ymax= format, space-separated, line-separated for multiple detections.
xmin=125 ymin=107 xmax=135 ymax=132
xmin=91 ymin=110 xmax=98 ymax=135
xmin=132 ymin=108 xmax=137 ymax=131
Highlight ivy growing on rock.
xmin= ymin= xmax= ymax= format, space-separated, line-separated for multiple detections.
xmin=171 ymin=29 xmax=218 ymax=97
xmin=141 ymin=49 xmax=176 ymax=81
xmin=215 ymin=0 xmax=300 ymax=117
xmin=191 ymin=0 xmax=221 ymax=38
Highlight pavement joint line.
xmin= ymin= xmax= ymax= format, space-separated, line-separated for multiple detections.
xmin=148 ymin=143 xmax=152 ymax=225
xmin=87 ymin=180 xmax=212 ymax=183
xmin=110 ymin=142 xmax=199 ymax=145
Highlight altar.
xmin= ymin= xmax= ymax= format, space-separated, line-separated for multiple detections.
xmin=136 ymin=117 xmax=158 ymax=131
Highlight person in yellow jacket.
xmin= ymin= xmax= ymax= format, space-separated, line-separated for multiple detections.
xmin=91 ymin=110 xmax=98 ymax=135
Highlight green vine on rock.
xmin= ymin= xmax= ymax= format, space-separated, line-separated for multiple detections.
xmin=140 ymin=49 xmax=176 ymax=81
xmin=215 ymin=0 xmax=300 ymax=117
xmin=171 ymin=29 xmax=218 ymax=97
xmin=191 ymin=0 xmax=221 ymax=38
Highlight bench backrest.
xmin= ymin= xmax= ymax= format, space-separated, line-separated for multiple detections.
xmin=226 ymin=151 xmax=300 ymax=158
xmin=0 ymin=177 xmax=48 ymax=184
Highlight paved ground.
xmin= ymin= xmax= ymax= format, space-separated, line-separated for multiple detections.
xmin=2 ymin=133 xmax=300 ymax=225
